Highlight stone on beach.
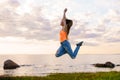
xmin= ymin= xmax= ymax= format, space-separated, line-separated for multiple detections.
xmin=3 ymin=59 xmax=20 ymax=69
xmin=93 ymin=61 xmax=115 ymax=68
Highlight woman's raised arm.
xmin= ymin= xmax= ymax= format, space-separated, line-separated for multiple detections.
xmin=60 ymin=8 xmax=67 ymax=27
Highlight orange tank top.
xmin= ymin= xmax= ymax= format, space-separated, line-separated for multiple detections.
xmin=60 ymin=30 xmax=68 ymax=42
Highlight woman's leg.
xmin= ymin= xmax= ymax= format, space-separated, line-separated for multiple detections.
xmin=55 ymin=45 xmax=67 ymax=57
xmin=62 ymin=40 xmax=82 ymax=59
xmin=73 ymin=41 xmax=83 ymax=58
xmin=61 ymin=40 xmax=75 ymax=59
xmin=72 ymin=45 xmax=81 ymax=58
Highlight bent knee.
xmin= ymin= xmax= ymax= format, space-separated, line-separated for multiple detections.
xmin=71 ymin=56 xmax=76 ymax=59
xmin=69 ymin=55 xmax=76 ymax=59
xmin=55 ymin=52 xmax=59 ymax=57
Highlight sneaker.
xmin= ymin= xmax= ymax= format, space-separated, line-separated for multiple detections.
xmin=76 ymin=41 xmax=83 ymax=46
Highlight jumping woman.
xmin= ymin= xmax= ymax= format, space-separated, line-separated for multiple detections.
xmin=55 ymin=8 xmax=83 ymax=59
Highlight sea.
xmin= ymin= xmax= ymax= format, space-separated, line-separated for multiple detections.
xmin=0 ymin=54 xmax=120 ymax=76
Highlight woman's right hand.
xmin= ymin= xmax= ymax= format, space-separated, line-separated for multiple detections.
xmin=64 ymin=8 xmax=67 ymax=13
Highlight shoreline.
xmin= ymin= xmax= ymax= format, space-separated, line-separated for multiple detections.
xmin=0 ymin=71 xmax=120 ymax=80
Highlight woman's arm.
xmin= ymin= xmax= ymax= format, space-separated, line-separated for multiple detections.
xmin=60 ymin=8 xmax=67 ymax=30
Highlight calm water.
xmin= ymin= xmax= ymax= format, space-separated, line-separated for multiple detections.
xmin=0 ymin=54 xmax=120 ymax=76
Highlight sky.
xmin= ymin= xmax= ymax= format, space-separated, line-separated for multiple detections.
xmin=0 ymin=0 xmax=120 ymax=54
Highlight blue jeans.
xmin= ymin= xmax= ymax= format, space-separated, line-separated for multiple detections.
xmin=55 ymin=40 xmax=80 ymax=59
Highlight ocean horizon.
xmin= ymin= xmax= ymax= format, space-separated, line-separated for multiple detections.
xmin=0 ymin=54 xmax=120 ymax=76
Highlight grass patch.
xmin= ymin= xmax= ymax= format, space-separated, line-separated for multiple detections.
xmin=0 ymin=71 xmax=120 ymax=80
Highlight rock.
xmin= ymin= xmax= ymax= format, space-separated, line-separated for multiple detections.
xmin=3 ymin=59 xmax=20 ymax=69
xmin=93 ymin=61 xmax=115 ymax=68
xmin=116 ymin=64 xmax=120 ymax=66
xmin=105 ymin=62 xmax=115 ymax=68
xmin=93 ymin=63 xmax=106 ymax=67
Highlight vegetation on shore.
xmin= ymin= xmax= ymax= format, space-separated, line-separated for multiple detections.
xmin=0 ymin=71 xmax=120 ymax=80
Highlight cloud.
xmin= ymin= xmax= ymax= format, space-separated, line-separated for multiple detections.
xmin=8 ymin=0 xmax=20 ymax=8
xmin=69 ymin=9 xmax=120 ymax=46
xmin=93 ymin=0 xmax=120 ymax=9
xmin=84 ymin=41 xmax=99 ymax=46
xmin=0 ymin=0 xmax=119 ymax=47
xmin=0 ymin=0 xmax=59 ymax=41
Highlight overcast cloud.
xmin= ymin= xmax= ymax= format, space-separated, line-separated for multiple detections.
xmin=0 ymin=0 xmax=120 ymax=46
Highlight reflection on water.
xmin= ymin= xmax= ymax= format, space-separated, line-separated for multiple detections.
xmin=4 ymin=70 xmax=16 ymax=76
xmin=0 ymin=54 xmax=120 ymax=76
